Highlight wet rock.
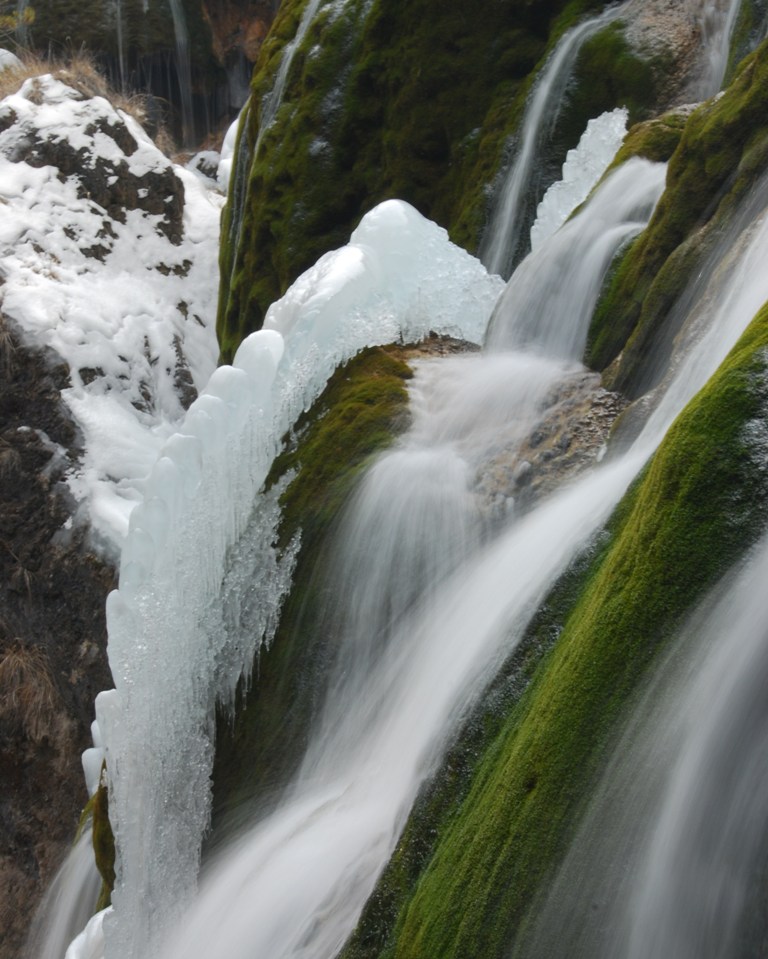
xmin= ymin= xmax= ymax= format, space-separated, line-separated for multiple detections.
xmin=475 ymin=370 xmax=629 ymax=518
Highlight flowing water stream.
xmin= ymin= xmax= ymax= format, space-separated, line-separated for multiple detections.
xmin=479 ymin=2 xmax=629 ymax=278
xmin=517 ymin=509 xmax=768 ymax=959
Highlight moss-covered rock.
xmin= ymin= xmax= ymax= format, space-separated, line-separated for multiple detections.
xmin=345 ymin=301 xmax=768 ymax=959
xmin=216 ymin=0 xmax=672 ymax=362
xmin=78 ymin=771 xmax=116 ymax=912
xmin=587 ymin=36 xmax=768 ymax=392
xmin=210 ymin=346 xmax=412 ymax=825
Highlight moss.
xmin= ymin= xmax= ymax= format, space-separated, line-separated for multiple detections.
xmin=210 ymin=346 xmax=412 ymax=826
xmin=217 ymin=0 xmax=664 ymax=361
xmin=587 ymin=37 xmax=768 ymax=389
xmin=78 ymin=769 xmax=116 ymax=912
xmin=608 ymin=107 xmax=689 ymax=170
xmin=352 ymin=304 xmax=768 ymax=959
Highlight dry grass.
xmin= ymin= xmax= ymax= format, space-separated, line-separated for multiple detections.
xmin=0 ymin=642 xmax=58 ymax=742
xmin=0 ymin=48 xmax=173 ymax=150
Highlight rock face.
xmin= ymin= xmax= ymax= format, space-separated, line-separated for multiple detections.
xmin=0 ymin=325 xmax=114 ymax=959
xmin=203 ymin=0 xmax=280 ymax=64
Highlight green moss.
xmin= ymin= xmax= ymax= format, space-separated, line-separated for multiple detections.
xmin=78 ymin=769 xmax=116 ymax=912
xmin=587 ymin=38 xmax=768 ymax=389
xmin=609 ymin=107 xmax=689 ymax=169
xmin=210 ymin=346 xmax=412 ymax=825
xmin=353 ymin=304 xmax=768 ymax=959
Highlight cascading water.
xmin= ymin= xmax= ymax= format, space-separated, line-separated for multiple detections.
xmin=253 ymin=0 xmax=324 ymax=158
xmin=24 ymin=829 xmax=102 ymax=959
xmin=148 ymin=150 xmax=768 ymax=959
xmin=114 ymin=0 xmax=126 ymax=94
xmin=479 ymin=2 xmax=629 ymax=278
xmin=485 ymin=179 xmax=768 ymax=959
xmin=75 ymin=200 xmax=502 ymax=959
xmin=485 ymin=156 xmax=666 ymax=360
xmin=695 ymin=0 xmax=744 ymax=97
xmin=516 ymin=504 xmax=768 ymax=959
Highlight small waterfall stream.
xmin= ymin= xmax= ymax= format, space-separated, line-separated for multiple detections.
xmin=696 ymin=0 xmax=745 ymax=97
xmin=479 ymin=2 xmax=629 ymax=278
xmin=25 ymin=829 xmax=101 ymax=959
xmin=253 ymin=0 xmax=325 ymax=158
xmin=518 ymin=502 xmax=768 ymax=959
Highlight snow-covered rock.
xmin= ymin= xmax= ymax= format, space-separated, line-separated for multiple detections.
xmin=0 ymin=74 xmax=224 ymax=553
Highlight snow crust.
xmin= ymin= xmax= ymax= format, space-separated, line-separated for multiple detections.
xmin=530 ymin=107 xmax=629 ymax=252
xmin=0 ymin=75 xmax=224 ymax=551
xmin=94 ymin=198 xmax=502 ymax=959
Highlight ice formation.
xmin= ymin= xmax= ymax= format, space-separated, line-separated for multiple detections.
xmin=90 ymin=198 xmax=502 ymax=959
xmin=529 ymin=107 xmax=629 ymax=252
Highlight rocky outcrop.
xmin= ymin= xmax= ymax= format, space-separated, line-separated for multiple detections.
xmin=0 ymin=322 xmax=114 ymax=959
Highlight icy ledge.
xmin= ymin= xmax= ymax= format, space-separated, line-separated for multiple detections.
xmin=530 ymin=107 xmax=629 ymax=252
xmin=78 ymin=200 xmax=503 ymax=959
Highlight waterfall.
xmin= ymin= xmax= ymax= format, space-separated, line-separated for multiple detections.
xmin=90 ymin=200 xmax=501 ymax=959
xmin=114 ymin=0 xmax=126 ymax=94
xmin=24 ymin=829 xmax=102 ymax=959
xmin=517 ymin=503 xmax=768 ymax=959
xmin=479 ymin=2 xmax=629 ymax=278
xmin=695 ymin=0 xmax=744 ymax=97
xmin=167 ymin=0 xmax=194 ymax=146
xmin=253 ymin=0 xmax=325 ymax=158
xmin=485 ymin=156 xmax=666 ymax=360
xmin=623 ymin=538 xmax=768 ymax=954
xmin=15 ymin=0 xmax=30 ymax=46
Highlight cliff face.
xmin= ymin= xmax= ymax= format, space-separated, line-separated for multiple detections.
xmin=0 ymin=333 xmax=114 ymax=959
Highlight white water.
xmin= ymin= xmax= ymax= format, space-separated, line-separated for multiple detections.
xmin=624 ymin=538 xmax=768 ymax=957
xmin=25 ymin=829 xmax=101 ymax=959
xmin=485 ymin=156 xmax=666 ymax=360
xmin=519 ymin=522 xmax=768 ymax=959
xmin=114 ymin=0 xmax=126 ymax=94
xmin=695 ymin=0 xmax=744 ymax=98
xmin=253 ymin=0 xmax=325 ymax=158
xmin=479 ymin=2 xmax=628 ymax=278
